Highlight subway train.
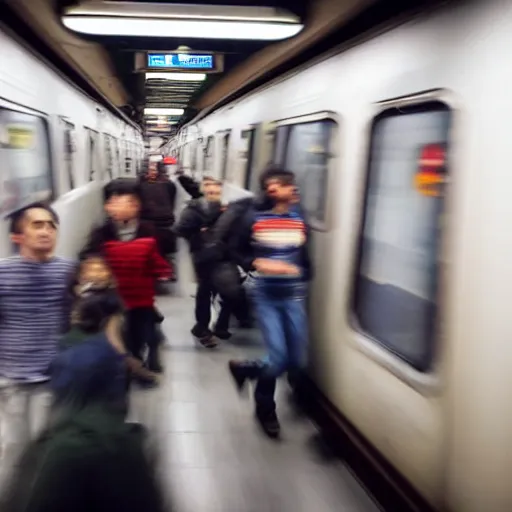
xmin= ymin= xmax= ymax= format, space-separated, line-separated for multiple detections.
xmin=0 ymin=24 xmax=144 ymax=259
xmin=166 ymin=1 xmax=512 ymax=510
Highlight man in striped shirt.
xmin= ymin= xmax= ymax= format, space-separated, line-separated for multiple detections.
xmin=0 ymin=203 xmax=75 ymax=477
xmin=228 ymin=168 xmax=313 ymax=438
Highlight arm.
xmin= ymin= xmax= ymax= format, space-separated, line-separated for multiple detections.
xmin=172 ymin=206 xmax=200 ymax=240
xmin=227 ymin=210 xmax=256 ymax=272
xmin=177 ymin=175 xmax=202 ymax=199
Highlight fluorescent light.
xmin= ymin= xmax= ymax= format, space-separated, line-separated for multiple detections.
xmin=62 ymin=17 xmax=303 ymax=41
xmin=144 ymin=108 xmax=184 ymax=116
xmin=146 ymin=119 xmax=177 ymax=124
xmin=145 ymin=72 xmax=206 ymax=81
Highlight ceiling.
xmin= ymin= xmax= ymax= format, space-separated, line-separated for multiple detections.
xmin=3 ymin=0 xmax=443 ymax=136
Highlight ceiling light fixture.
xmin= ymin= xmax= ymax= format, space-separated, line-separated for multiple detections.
xmin=144 ymin=108 xmax=184 ymax=116
xmin=145 ymin=72 xmax=206 ymax=81
xmin=62 ymin=2 xmax=303 ymax=41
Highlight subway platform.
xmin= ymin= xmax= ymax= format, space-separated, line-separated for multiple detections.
xmin=127 ymin=293 xmax=381 ymax=512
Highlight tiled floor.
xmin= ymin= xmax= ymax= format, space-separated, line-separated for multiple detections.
xmin=128 ymin=294 xmax=381 ymax=512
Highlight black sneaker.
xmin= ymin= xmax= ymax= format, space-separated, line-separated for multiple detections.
xmin=228 ymin=360 xmax=248 ymax=392
xmin=213 ymin=329 xmax=232 ymax=340
xmin=191 ymin=325 xmax=217 ymax=348
xmin=255 ymin=409 xmax=280 ymax=439
xmin=147 ymin=349 xmax=164 ymax=374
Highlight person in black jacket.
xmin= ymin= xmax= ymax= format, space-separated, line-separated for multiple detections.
xmin=173 ymin=180 xmax=232 ymax=347
xmin=226 ymin=167 xmax=313 ymax=438
xmin=139 ymin=162 xmax=177 ymax=259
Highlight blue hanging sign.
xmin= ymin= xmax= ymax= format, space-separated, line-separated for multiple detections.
xmin=147 ymin=53 xmax=214 ymax=70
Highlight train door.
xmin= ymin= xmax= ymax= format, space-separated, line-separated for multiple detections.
xmin=273 ymin=114 xmax=337 ymax=372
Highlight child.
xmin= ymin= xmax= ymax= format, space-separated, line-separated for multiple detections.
xmin=62 ymin=255 xmax=159 ymax=387
xmin=80 ymin=178 xmax=171 ymax=373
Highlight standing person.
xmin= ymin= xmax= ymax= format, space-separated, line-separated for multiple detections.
xmin=227 ymin=169 xmax=313 ymax=438
xmin=139 ymin=161 xmax=177 ymax=260
xmin=0 ymin=203 xmax=75 ymax=477
xmin=80 ymin=178 xmax=171 ymax=374
xmin=173 ymin=179 xmax=232 ymax=347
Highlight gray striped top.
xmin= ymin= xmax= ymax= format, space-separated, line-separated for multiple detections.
xmin=0 ymin=255 xmax=76 ymax=383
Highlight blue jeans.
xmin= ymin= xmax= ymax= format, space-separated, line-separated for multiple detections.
xmin=248 ymin=281 xmax=308 ymax=412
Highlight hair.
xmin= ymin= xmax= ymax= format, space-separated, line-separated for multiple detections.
xmin=73 ymin=288 xmax=124 ymax=334
xmin=9 ymin=202 xmax=60 ymax=235
xmin=259 ymin=165 xmax=295 ymax=190
xmin=103 ymin=178 xmax=142 ymax=203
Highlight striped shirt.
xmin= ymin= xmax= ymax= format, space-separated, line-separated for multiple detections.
xmin=0 ymin=256 xmax=76 ymax=382
xmin=251 ymin=209 xmax=307 ymax=285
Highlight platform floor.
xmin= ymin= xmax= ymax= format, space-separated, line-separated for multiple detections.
xmin=127 ymin=294 xmax=381 ymax=512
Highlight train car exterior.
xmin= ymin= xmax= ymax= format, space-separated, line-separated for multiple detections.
xmin=0 ymin=24 xmax=144 ymax=258
xmin=166 ymin=1 xmax=512 ymax=510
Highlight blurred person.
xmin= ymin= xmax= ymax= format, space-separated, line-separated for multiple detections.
xmin=0 ymin=286 xmax=167 ymax=512
xmin=139 ymin=161 xmax=178 ymax=260
xmin=80 ymin=178 xmax=171 ymax=374
xmin=0 ymin=203 xmax=75 ymax=479
xmin=173 ymin=179 xmax=232 ymax=347
xmin=63 ymin=256 xmax=159 ymax=387
xmin=227 ymin=168 xmax=313 ymax=438
xmin=175 ymin=168 xmax=216 ymax=199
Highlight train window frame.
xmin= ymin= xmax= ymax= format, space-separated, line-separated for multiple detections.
xmin=217 ymin=130 xmax=231 ymax=181
xmin=204 ymin=135 xmax=215 ymax=175
xmin=241 ymin=126 xmax=258 ymax=190
xmin=0 ymin=103 xmax=55 ymax=217
xmin=63 ymin=120 xmax=76 ymax=190
xmin=349 ymin=94 xmax=453 ymax=380
xmin=85 ymin=128 xmax=99 ymax=181
xmin=103 ymin=133 xmax=114 ymax=180
xmin=273 ymin=111 xmax=338 ymax=231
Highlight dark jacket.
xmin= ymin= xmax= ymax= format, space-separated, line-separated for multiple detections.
xmin=173 ymin=198 xmax=223 ymax=271
xmin=139 ymin=179 xmax=176 ymax=226
xmin=227 ymin=198 xmax=314 ymax=282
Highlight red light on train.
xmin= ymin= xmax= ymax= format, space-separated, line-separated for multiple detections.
xmin=414 ymin=143 xmax=446 ymax=197
xmin=163 ymin=156 xmax=176 ymax=165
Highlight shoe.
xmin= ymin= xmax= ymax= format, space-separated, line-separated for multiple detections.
xmin=228 ymin=360 xmax=248 ymax=392
xmin=213 ymin=329 xmax=232 ymax=340
xmin=255 ymin=409 xmax=280 ymax=439
xmin=191 ymin=325 xmax=217 ymax=348
xmin=147 ymin=349 xmax=164 ymax=374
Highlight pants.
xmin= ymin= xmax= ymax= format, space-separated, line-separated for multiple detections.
xmin=249 ymin=283 xmax=308 ymax=413
xmin=0 ymin=382 xmax=51 ymax=482
xmin=124 ymin=308 xmax=158 ymax=360
xmin=195 ymin=277 xmax=231 ymax=333
xmin=155 ymin=225 xmax=176 ymax=256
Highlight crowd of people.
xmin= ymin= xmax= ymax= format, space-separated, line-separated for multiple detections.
xmin=0 ymin=157 xmax=313 ymax=509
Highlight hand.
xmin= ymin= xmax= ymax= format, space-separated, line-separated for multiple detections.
xmin=253 ymin=258 xmax=300 ymax=276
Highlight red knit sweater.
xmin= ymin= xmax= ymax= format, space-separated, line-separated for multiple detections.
xmin=103 ymin=238 xmax=170 ymax=309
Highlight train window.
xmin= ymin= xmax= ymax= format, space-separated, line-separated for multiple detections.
xmin=220 ymin=131 xmax=231 ymax=181
xmin=104 ymin=134 xmax=114 ymax=180
xmin=353 ymin=101 xmax=451 ymax=372
xmin=0 ymin=108 xmax=53 ymax=216
xmin=86 ymin=129 xmax=99 ymax=181
xmin=283 ymin=120 xmax=334 ymax=223
xmin=190 ymin=140 xmax=198 ymax=177
xmin=273 ymin=125 xmax=289 ymax=165
xmin=204 ymin=136 xmax=215 ymax=174
xmin=241 ymin=128 xmax=257 ymax=190
xmin=63 ymin=122 xmax=76 ymax=190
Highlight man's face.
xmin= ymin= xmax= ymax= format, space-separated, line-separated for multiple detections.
xmin=12 ymin=207 xmax=57 ymax=254
xmin=265 ymin=178 xmax=295 ymax=203
xmin=147 ymin=167 xmax=158 ymax=180
xmin=201 ymin=178 xmax=216 ymax=194
xmin=204 ymin=183 xmax=222 ymax=203
xmin=106 ymin=194 xmax=140 ymax=222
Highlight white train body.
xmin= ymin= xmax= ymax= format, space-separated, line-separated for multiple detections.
xmin=0 ymin=25 xmax=144 ymax=258
xmin=168 ymin=1 xmax=512 ymax=510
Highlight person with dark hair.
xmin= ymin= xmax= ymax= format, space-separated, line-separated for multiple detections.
xmin=226 ymin=168 xmax=313 ymax=438
xmin=80 ymin=178 xmax=171 ymax=374
xmin=139 ymin=162 xmax=178 ymax=259
xmin=0 ymin=202 xmax=76 ymax=481
xmin=173 ymin=179 xmax=232 ymax=347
